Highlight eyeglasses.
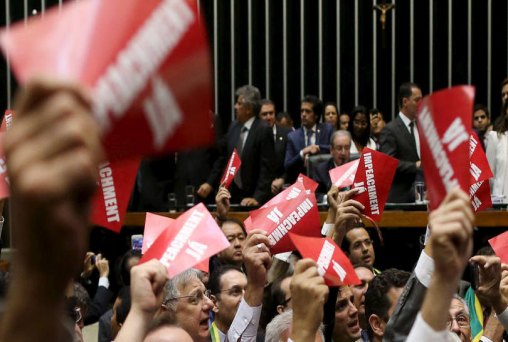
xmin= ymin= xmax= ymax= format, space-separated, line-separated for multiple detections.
xmin=353 ymin=120 xmax=368 ymax=126
xmin=474 ymin=115 xmax=487 ymax=120
xmin=165 ymin=289 xmax=212 ymax=306
xmin=446 ymin=314 xmax=470 ymax=329
xmin=215 ymin=285 xmax=246 ymax=297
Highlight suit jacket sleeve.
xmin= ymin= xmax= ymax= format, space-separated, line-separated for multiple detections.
xmin=284 ymin=133 xmax=304 ymax=171
xmin=253 ymin=126 xmax=275 ymax=203
xmin=384 ymin=250 xmax=434 ymax=342
xmin=379 ymin=124 xmax=418 ymax=177
xmin=84 ymin=286 xmax=114 ymax=325
xmin=206 ymin=130 xmax=229 ymax=187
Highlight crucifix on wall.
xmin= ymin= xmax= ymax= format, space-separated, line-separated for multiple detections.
xmin=374 ymin=1 xmax=395 ymax=48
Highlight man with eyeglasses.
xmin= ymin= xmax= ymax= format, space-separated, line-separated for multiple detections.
xmin=312 ymin=130 xmax=352 ymax=200
xmin=472 ymin=104 xmax=491 ymax=150
xmin=160 ymin=229 xmax=271 ymax=342
xmin=209 ymin=265 xmax=248 ymax=341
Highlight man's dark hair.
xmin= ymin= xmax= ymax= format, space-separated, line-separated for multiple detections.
xmin=365 ymin=268 xmax=410 ymax=339
xmin=259 ymin=276 xmax=291 ymax=330
xmin=260 ymin=99 xmax=275 ymax=107
xmin=476 ymin=245 xmax=495 ymax=256
xmin=116 ymin=286 xmax=132 ymax=325
xmin=398 ymin=82 xmax=420 ymax=109
xmin=73 ymin=282 xmax=91 ymax=315
xmin=208 ymin=264 xmax=243 ymax=296
xmin=473 ymin=104 xmax=490 ymax=119
xmin=117 ymin=249 xmax=142 ymax=287
xmin=276 ymin=112 xmax=293 ymax=124
xmin=369 ymin=108 xmax=382 ymax=118
xmin=301 ymin=95 xmax=324 ymax=122
xmin=219 ymin=217 xmax=247 ymax=235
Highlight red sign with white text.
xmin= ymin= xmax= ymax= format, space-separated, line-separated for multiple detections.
xmin=142 ymin=213 xmax=175 ymax=254
xmin=91 ymin=158 xmax=140 ymax=233
xmin=329 ymin=160 xmax=360 ymax=189
xmin=470 ymin=180 xmax=491 ymax=212
xmin=469 ymin=133 xmax=493 ymax=184
xmin=0 ymin=0 xmax=214 ymax=160
xmin=140 ymin=203 xmax=229 ymax=278
xmin=220 ymin=148 xmax=241 ymax=188
xmin=489 ymin=231 xmax=508 ymax=264
xmin=469 ymin=133 xmax=493 ymax=212
xmin=297 ymin=173 xmax=319 ymax=193
xmin=417 ymin=86 xmax=473 ymax=209
xmin=289 ymin=233 xmax=360 ymax=286
xmin=0 ymin=110 xmax=14 ymax=199
xmin=245 ymin=182 xmax=321 ymax=254
xmin=352 ymin=148 xmax=398 ymax=222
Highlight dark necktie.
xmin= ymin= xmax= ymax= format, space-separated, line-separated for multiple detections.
xmin=234 ymin=126 xmax=248 ymax=188
xmin=409 ymin=121 xmax=416 ymax=148
xmin=306 ymin=129 xmax=314 ymax=146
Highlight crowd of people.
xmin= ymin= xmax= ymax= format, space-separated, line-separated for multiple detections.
xmin=1 ymin=76 xmax=508 ymax=342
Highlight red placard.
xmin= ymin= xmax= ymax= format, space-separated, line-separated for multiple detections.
xmin=297 ymin=173 xmax=319 ymax=193
xmin=0 ymin=0 xmax=214 ymax=160
xmin=91 ymin=158 xmax=140 ymax=233
xmin=289 ymin=233 xmax=360 ymax=286
xmin=0 ymin=110 xmax=15 ymax=200
xmin=329 ymin=160 xmax=360 ymax=189
xmin=470 ymin=180 xmax=492 ymax=212
xmin=489 ymin=231 xmax=508 ymax=264
xmin=469 ymin=133 xmax=493 ymax=184
xmin=245 ymin=183 xmax=321 ymax=254
xmin=140 ymin=203 xmax=229 ymax=278
xmin=220 ymin=148 xmax=241 ymax=189
xmin=352 ymin=148 xmax=398 ymax=222
xmin=417 ymin=86 xmax=473 ymax=209
xmin=142 ymin=213 xmax=174 ymax=254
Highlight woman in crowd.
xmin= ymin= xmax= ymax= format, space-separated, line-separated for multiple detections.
xmin=486 ymin=101 xmax=508 ymax=198
xmin=348 ymin=105 xmax=377 ymax=156
xmin=323 ymin=102 xmax=339 ymax=130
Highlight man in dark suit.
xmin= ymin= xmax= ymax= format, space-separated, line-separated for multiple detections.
xmin=313 ymin=130 xmax=352 ymax=197
xmin=284 ymin=95 xmax=334 ymax=183
xmin=258 ymin=99 xmax=292 ymax=195
xmin=380 ymin=82 xmax=423 ymax=203
xmin=198 ymin=85 xmax=275 ymax=206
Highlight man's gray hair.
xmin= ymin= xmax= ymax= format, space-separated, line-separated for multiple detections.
xmin=163 ymin=268 xmax=202 ymax=311
xmin=236 ymin=85 xmax=261 ymax=116
xmin=330 ymin=129 xmax=352 ymax=146
xmin=452 ymin=294 xmax=470 ymax=315
xmin=265 ymin=310 xmax=324 ymax=342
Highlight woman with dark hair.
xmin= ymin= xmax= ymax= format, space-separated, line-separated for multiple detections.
xmin=323 ymin=102 xmax=339 ymax=130
xmin=348 ymin=105 xmax=377 ymax=156
xmin=486 ymin=101 xmax=508 ymax=198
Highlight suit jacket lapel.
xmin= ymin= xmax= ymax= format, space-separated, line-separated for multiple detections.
xmin=395 ymin=116 xmax=418 ymax=156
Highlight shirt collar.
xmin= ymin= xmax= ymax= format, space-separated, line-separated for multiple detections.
xmin=243 ymin=116 xmax=256 ymax=130
xmin=305 ymin=124 xmax=317 ymax=133
xmin=399 ymin=111 xmax=414 ymax=128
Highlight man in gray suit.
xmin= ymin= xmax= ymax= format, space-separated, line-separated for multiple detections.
xmin=380 ymin=82 xmax=423 ymax=203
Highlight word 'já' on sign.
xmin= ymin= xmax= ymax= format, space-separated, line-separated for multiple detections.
xmin=160 ymin=210 xmax=206 ymax=268
xmin=268 ymin=198 xmax=314 ymax=246
xmin=356 ymin=152 xmax=379 ymax=215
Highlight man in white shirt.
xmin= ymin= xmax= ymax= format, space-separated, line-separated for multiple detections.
xmin=379 ymin=82 xmax=423 ymax=203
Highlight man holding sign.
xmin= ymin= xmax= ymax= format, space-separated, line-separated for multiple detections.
xmin=199 ymin=85 xmax=275 ymax=206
